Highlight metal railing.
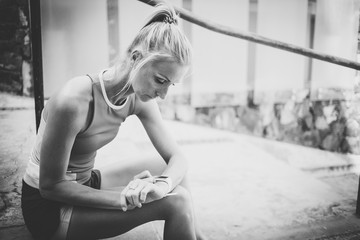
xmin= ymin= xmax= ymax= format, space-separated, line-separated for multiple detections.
xmin=139 ymin=0 xmax=360 ymax=71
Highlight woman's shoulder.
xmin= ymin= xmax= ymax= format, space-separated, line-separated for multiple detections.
xmin=63 ymin=75 xmax=93 ymax=97
xmin=46 ymin=75 xmax=93 ymax=118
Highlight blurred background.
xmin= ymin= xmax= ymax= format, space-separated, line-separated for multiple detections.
xmin=2 ymin=0 xmax=360 ymax=153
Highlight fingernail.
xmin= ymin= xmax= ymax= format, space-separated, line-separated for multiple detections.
xmin=122 ymin=207 xmax=127 ymax=212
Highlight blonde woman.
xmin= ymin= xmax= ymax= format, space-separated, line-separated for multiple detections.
xmin=21 ymin=3 xmax=206 ymax=240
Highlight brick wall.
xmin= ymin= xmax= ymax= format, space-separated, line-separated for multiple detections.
xmin=0 ymin=0 xmax=31 ymax=95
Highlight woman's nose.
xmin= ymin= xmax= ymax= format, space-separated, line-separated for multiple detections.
xmin=157 ymin=86 xmax=169 ymax=99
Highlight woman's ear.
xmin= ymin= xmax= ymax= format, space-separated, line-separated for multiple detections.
xmin=131 ymin=50 xmax=143 ymax=63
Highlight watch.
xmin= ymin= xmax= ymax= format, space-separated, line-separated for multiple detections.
xmin=153 ymin=175 xmax=173 ymax=194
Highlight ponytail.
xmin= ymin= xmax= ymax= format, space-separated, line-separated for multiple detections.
xmin=142 ymin=3 xmax=179 ymax=29
xmin=127 ymin=2 xmax=192 ymax=65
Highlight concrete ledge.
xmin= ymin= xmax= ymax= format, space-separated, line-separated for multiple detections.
xmin=0 ymin=222 xmax=163 ymax=240
xmin=0 ymin=225 xmax=33 ymax=240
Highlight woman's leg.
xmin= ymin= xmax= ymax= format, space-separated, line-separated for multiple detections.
xmin=98 ymin=154 xmax=208 ymax=240
xmin=67 ymin=186 xmax=195 ymax=240
xmin=179 ymin=176 xmax=208 ymax=240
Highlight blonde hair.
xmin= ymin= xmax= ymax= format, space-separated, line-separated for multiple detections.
xmin=112 ymin=2 xmax=192 ymax=98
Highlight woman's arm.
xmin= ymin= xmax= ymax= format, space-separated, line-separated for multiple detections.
xmin=135 ymin=97 xmax=188 ymax=192
xmin=39 ymin=78 xmax=122 ymax=210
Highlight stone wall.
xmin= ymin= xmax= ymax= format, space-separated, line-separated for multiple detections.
xmin=0 ymin=0 xmax=32 ymax=96
xmin=347 ymin=78 xmax=360 ymax=154
xmin=159 ymin=88 xmax=360 ymax=154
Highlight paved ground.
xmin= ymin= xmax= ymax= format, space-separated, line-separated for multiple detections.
xmin=1 ymin=93 xmax=360 ymax=240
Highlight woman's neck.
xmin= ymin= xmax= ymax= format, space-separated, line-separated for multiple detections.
xmin=102 ymin=66 xmax=134 ymax=105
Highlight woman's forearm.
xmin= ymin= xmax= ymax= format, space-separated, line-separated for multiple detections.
xmin=161 ymin=153 xmax=188 ymax=191
xmin=40 ymin=180 xmax=123 ymax=209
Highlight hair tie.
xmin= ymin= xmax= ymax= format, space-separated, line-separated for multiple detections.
xmin=164 ymin=15 xmax=176 ymax=24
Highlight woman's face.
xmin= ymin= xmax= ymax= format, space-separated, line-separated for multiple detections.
xmin=131 ymin=60 xmax=188 ymax=102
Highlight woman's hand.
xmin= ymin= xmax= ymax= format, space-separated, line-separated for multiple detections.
xmin=119 ymin=171 xmax=166 ymax=211
xmin=133 ymin=170 xmax=154 ymax=183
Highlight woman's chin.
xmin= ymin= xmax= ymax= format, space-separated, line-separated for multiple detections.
xmin=139 ymin=94 xmax=153 ymax=102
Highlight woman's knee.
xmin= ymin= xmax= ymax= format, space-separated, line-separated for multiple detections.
xmin=163 ymin=186 xmax=194 ymax=220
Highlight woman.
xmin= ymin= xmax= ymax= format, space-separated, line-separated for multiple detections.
xmin=21 ymin=3 xmax=205 ymax=240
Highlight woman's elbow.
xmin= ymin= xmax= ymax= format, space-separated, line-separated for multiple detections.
xmin=39 ymin=179 xmax=59 ymax=199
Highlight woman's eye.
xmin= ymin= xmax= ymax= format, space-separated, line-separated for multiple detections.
xmin=155 ymin=77 xmax=165 ymax=84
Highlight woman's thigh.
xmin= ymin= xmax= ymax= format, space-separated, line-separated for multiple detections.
xmin=66 ymin=186 xmax=193 ymax=240
xmin=98 ymin=153 xmax=167 ymax=189
xmin=67 ymin=204 xmax=161 ymax=239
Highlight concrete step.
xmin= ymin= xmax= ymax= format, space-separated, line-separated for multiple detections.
xmin=0 ymin=225 xmax=33 ymax=240
xmin=0 ymin=221 xmax=163 ymax=240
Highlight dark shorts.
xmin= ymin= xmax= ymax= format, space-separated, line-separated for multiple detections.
xmin=21 ymin=170 xmax=101 ymax=240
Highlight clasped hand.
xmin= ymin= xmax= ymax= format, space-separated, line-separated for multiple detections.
xmin=120 ymin=170 xmax=166 ymax=211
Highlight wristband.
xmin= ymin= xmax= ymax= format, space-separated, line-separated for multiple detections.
xmin=153 ymin=175 xmax=173 ymax=194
